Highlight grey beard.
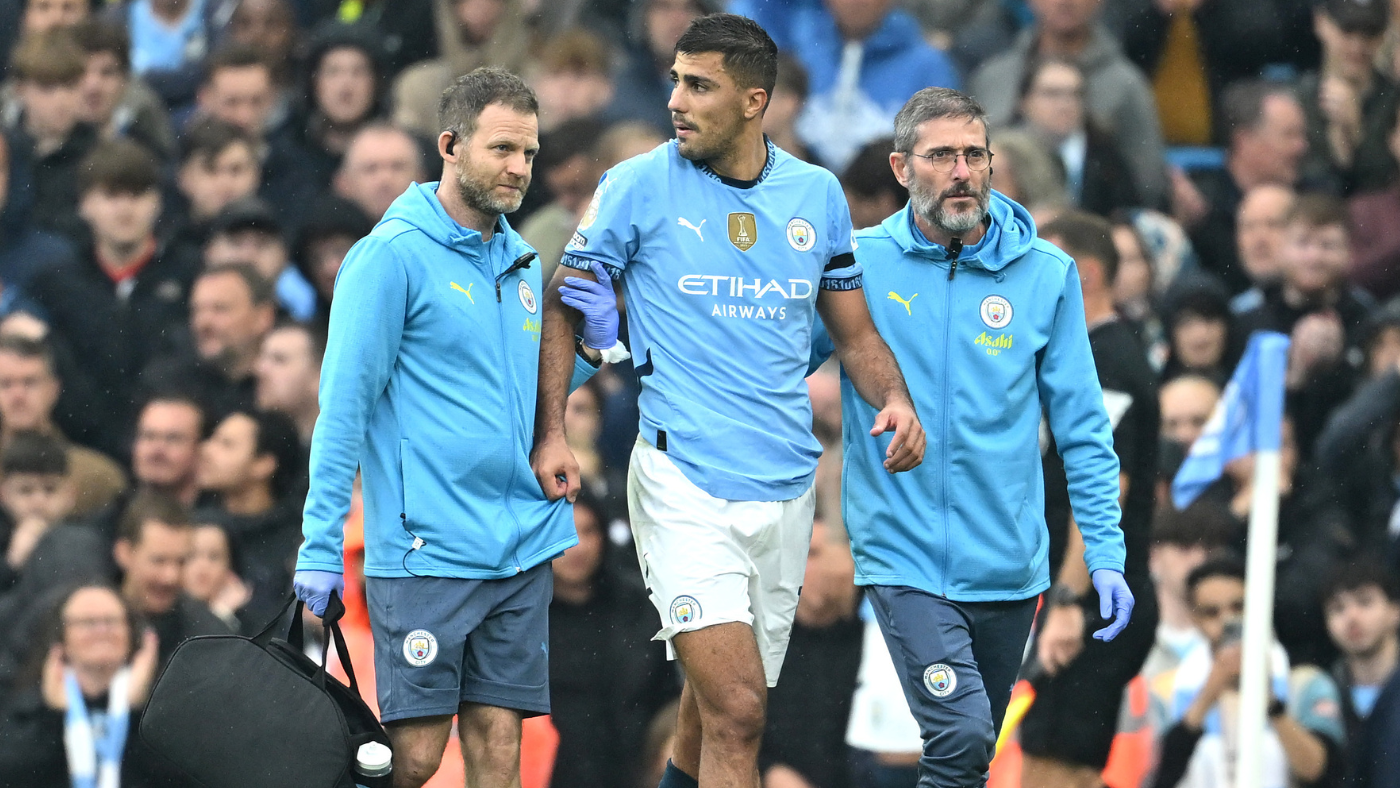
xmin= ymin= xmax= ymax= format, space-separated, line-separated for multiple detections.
xmin=935 ymin=200 xmax=986 ymax=235
xmin=911 ymin=181 xmax=988 ymax=237
xmin=456 ymin=169 xmax=524 ymax=217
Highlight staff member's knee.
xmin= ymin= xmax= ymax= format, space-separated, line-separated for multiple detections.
xmin=459 ymin=703 xmax=523 ymax=775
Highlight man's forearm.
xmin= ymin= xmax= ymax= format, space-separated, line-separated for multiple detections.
xmin=536 ymin=283 xmax=579 ymax=443
xmin=839 ymin=330 xmax=911 ymax=409
xmin=1274 ymin=716 xmax=1327 ymax=782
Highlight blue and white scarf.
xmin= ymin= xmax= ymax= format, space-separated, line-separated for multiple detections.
xmin=63 ymin=668 xmax=130 ymax=788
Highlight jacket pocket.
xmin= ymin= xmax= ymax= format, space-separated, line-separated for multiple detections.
xmin=400 ymin=434 xmax=516 ymax=571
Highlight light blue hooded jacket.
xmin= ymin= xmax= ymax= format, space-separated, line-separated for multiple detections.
xmin=813 ymin=193 xmax=1124 ymax=601
xmin=297 ymin=183 xmax=595 ymax=579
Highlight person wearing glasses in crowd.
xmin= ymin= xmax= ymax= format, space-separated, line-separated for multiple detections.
xmin=810 ymin=87 xmax=1132 ymax=788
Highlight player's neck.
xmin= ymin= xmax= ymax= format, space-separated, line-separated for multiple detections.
xmin=1348 ymin=636 xmax=1398 ymax=686
xmin=1082 ymin=292 xmax=1115 ymax=327
xmin=705 ymin=127 xmax=768 ymax=183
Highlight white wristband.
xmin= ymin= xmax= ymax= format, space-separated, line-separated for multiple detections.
xmin=599 ymin=342 xmax=631 ymax=364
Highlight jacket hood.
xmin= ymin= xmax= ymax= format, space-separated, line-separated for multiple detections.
xmin=379 ymin=181 xmax=513 ymax=253
xmin=881 ymin=190 xmax=1036 ymax=272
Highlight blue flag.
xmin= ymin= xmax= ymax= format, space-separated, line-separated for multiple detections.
xmin=1171 ymin=331 xmax=1291 ymax=509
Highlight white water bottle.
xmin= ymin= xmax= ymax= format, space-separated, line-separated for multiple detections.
xmin=355 ymin=741 xmax=392 ymax=786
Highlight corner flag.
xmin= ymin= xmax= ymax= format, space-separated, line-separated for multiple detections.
xmin=1171 ymin=331 xmax=1291 ymax=510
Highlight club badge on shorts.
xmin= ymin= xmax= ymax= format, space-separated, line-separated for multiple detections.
xmin=924 ymin=663 xmax=956 ymax=698
xmin=670 ymin=595 xmax=702 ymax=625
xmin=980 ymin=295 xmax=1012 ymax=329
xmin=403 ymin=629 xmax=438 ymax=667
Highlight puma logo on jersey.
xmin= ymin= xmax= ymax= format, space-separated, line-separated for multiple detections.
xmin=678 ymin=217 xmax=706 ymax=241
xmin=451 ymin=281 xmax=474 ymax=303
xmin=888 ymin=291 xmax=918 ymax=315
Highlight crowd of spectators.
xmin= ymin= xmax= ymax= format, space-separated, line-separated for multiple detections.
xmin=0 ymin=0 xmax=1397 ymax=787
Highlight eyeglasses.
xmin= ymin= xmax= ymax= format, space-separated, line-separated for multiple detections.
xmin=910 ymin=148 xmax=993 ymax=173
xmin=64 ymin=616 xmax=126 ymax=632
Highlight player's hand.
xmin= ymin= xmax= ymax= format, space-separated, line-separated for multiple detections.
xmin=1090 ymin=569 xmax=1134 ymax=641
xmin=1037 ymin=603 xmax=1086 ymax=675
xmin=531 ymin=435 xmax=581 ymax=502
xmin=293 ymin=570 xmax=344 ymax=618
xmin=128 ymin=628 xmax=160 ymax=707
xmin=561 ymin=262 xmax=619 ymax=350
xmin=870 ymin=399 xmax=925 ymax=472
xmin=41 ymin=644 xmax=66 ymax=710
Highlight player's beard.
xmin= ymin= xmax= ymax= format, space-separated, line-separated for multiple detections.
xmin=908 ymin=168 xmax=990 ymax=237
xmin=674 ymin=109 xmax=743 ymax=164
xmin=453 ymin=155 xmax=529 ymax=217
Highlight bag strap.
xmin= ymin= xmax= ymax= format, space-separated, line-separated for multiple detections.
xmin=251 ymin=595 xmax=298 ymax=646
xmin=252 ymin=593 xmax=360 ymax=693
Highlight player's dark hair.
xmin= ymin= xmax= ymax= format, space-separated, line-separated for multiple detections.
xmin=10 ymin=29 xmax=85 ymax=85
xmin=0 ymin=334 xmax=58 ymax=379
xmin=179 ymin=116 xmax=262 ymax=168
xmin=71 ymin=18 xmax=131 ymax=73
xmin=774 ymin=51 xmax=808 ymax=100
xmin=199 ymin=262 xmax=277 ymax=308
xmin=675 ymin=14 xmax=778 ymax=100
xmin=1286 ymin=192 xmax=1349 ymax=233
xmin=1221 ymin=80 xmax=1297 ymax=143
xmin=841 ymin=137 xmax=907 ymax=202
xmin=203 ymin=44 xmax=270 ymax=86
xmin=894 ymin=87 xmax=989 ymax=154
xmin=437 ymin=67 xmax=538 ymax=143
xmin=220 ymin=408 xmax=303 ymax=500
xmin=1322 ymin=558 xmax=1400 ymax=606
xmin=117 ymin=490 xmax=191 ymax=546
xmin=1186 ymin=553 xmax=1246 ymax=604
xmin=269 ymin=319 xmax=328 ymax=367
xmin=1149 ymin=502 xmax=1234 ymax=550
xmin=1 ymin=431 xmax=69 ymax=477
xmin=78 ymin=139 xmax=161 ymax=197
xmin=137 ymin=393 xmax=209 ymax=439
xmin=1041 ymin=210 xmax=1120 ymax=284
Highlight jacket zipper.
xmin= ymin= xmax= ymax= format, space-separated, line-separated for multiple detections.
xmin=492 ymin=240 xmax=528 ymax=572
xmin=495 ymin=252 xmax=537 ymax=302
xmin=939 ymin=262 xmax=954 ymax=588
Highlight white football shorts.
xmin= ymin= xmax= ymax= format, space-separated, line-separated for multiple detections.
xmin=627 ymin=436 xmax=815 ymax=687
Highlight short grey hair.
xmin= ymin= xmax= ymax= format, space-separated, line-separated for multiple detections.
xmin=893 ymin=87 xmax=989 ymax=154
xmin=437 ymin=67 xmax=539 ymax=140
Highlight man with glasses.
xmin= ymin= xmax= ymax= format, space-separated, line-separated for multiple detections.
xmin=810 ymin=87 xmax=1132 ymax=787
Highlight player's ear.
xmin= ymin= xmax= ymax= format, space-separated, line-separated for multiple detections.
xmin=889 ymin=152 xmax=911 ymax=189
xmin=438 ymin=131 xmax=457 ymax=162
xmin=745 ymin=87 xmax=768 ymax=121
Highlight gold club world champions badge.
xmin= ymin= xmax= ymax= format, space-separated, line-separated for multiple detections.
xmin=728 ymin=212 xmax=757 ymax=252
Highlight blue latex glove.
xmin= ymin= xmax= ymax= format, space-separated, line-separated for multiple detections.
xmin=561 ymin=262 xmax=619 ymax=349
xmin=1091 ymin=569 xmax=1134 ymax=641
xmin=293 ymin=570 xmax=344 ymax=618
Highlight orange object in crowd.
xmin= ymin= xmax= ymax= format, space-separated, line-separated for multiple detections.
xmin=987 ymin=675 xmax=1154 ymax=788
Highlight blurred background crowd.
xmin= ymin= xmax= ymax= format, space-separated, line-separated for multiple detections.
xmin=0 ymin=0 xmax=1397 ymax=786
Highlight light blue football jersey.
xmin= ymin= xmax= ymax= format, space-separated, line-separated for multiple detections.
xmin=561 ymin=138 xmax=860 ymax=501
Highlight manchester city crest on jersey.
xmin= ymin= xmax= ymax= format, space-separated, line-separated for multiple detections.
xmin=786 ymin=218 xmax=816 ymax=251
xmin=403 ymin=629 xmax=438 ymax=667
xmin=727 ymin=212 xmax=757 ymax=252
xmin=670 ymin=595 xmax=702 ymax=625
xmin=923 ymin=663 xmax=956 ymax=698
xmin=579 ymin=175 xmax=608 ymax=230
xmin=980 ymin=295 xmax=1013 ymax=329
xmin=518 ymin=280 xmax=538 ymax=314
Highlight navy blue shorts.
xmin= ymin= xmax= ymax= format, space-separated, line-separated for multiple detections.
xmin=867 ymin=586 xmax=1038 ymax=788
xmin=365 ymin=565 xmax=553 ymax=723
